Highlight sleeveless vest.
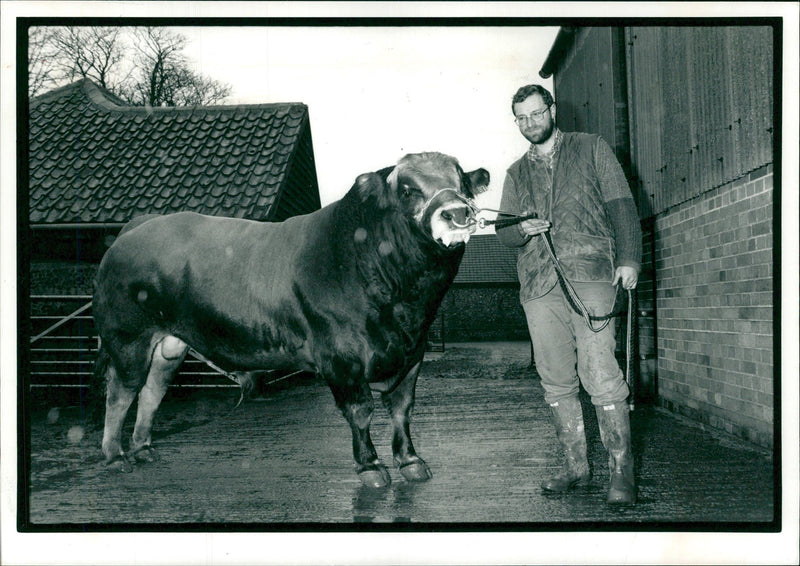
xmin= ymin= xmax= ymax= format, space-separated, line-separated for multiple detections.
xmin=507 ymin=132 xmax=616 ymax=302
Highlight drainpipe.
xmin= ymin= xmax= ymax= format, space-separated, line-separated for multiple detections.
xmin=539 ymin=27 xmax=577 ymax=79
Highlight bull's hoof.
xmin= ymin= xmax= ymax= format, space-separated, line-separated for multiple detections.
xmin=358 ymin=466 xmax=391 ymax=489
xmin=131 ymin=445 xmax=160 ymax=464
xmin=105 ymin=455 xmax=133 ymax=473
xmin=399 ymin=460 xmax=432 ymax=482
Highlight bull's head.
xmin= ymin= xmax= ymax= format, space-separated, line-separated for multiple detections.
xmin=376 ymin=152 xmax=490 ymax=248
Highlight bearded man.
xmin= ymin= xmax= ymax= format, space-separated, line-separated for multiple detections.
xmin=496 ymin=84 xmax=642 ymax=505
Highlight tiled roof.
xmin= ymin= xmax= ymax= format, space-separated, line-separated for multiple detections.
xmin=454 ymin=234 xmax=519 ymax=284
xmin=29 ymin=79 xmax=311 ymax=225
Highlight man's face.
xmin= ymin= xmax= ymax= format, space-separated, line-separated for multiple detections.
xmin=513 ymin=94 xmax=555 ymax=145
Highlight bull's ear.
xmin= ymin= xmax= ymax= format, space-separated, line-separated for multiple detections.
xmin=466 ymin=168 xmax=490 ymax=196
xmin=355 ymin=171 xmax=395 ymax=209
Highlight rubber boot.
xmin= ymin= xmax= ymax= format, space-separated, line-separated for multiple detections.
xmin=541 ymin=395 xmax=591 ymax=492
xmin=595 ymin=402 xmax=637 ymax=505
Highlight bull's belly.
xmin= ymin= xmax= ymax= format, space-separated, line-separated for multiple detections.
xmin=189 ymin=339 xmax=316 ymax=374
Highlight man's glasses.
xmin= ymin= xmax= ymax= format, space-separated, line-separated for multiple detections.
xmin=514 ymin=104 xmax=552 ymax=126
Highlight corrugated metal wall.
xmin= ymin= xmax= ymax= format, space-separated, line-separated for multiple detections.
xmin=553 ymin=28 xmax=631 ymax=176
xmin=626 ymin=26 xmax=774 ymax=217
xmin=552 ymin=28 xmax=657 ymax=402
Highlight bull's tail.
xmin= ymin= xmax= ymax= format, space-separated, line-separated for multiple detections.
xmin=230 ymin=371 xmax=256 ymax=408
xmin=85 ymin=341 xmax=111 ymax=427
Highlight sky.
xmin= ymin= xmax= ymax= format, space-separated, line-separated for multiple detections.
xmin=179 ymin=26 xmax=558 ymax=224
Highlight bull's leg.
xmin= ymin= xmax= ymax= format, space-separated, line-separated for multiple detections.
xmin=129 ymin=336 xmax=188 ymax=463
xmin=381 ymin=361 xmax=432 ymax=482
xmin=329 ymin=381 xmax=391 ymax=489
xmin=101 ymin=357 xmax=139 ymax=473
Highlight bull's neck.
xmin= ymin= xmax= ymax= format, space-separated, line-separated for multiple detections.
xmin=333 ymin=192 xmax=463 ymax=302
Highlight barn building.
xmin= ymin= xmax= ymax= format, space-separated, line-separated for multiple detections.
xmin=539 ymin=26 xmax=775 ymax=448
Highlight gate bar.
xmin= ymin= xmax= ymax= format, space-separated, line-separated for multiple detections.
xmin=30 ymin=301 xmax=93 ymax=345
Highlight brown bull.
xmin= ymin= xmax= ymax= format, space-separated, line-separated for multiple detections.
xmin=93 ymin=152 xmax=489 ymax=488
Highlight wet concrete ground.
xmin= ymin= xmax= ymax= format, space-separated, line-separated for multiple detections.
xmin=25 ymin=342 xmax=775 ymax=528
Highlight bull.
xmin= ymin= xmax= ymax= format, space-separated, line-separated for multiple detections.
xmin=92 ymin=152 xmax=489 ymax=488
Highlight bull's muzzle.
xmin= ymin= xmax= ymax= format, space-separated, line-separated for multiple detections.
xmin=439 ymin=202 xmax=476 ymax=230
xmin=427 ymin=193 xmax=478 ymax=247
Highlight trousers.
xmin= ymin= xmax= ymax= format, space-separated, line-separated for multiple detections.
xmin=522 ymin=281 xmax=629 ymax=406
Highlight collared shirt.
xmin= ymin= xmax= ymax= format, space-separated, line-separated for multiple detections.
xmin=526 ymin=128 xmax=563 ymax=168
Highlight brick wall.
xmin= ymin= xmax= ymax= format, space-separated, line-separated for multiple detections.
xmin=440 ymin=286 xmax=529 ymax=343
xmin=655 ymin=165 xmax=774 ymax=448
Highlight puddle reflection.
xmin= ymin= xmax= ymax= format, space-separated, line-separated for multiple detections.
xmin=352 ymin=481 xmax=419 ymax=523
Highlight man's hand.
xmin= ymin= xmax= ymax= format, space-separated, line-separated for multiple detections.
xmin=612 ymin=266 xmax=638 ymax=290
xmin=518 ymin=216 xmax=551 ymax=237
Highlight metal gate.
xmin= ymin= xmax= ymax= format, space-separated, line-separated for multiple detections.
xmin=29 ymin=295 xmax=238 ymax=392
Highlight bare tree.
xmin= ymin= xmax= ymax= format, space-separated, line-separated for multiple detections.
xmin=28 ymin=27 xmax=59 ymax=97
xmin=28 ymin=26 xmax=231 ymax=107
xmin=49 ymin=27 xmax=127 ymax=91
xmin=124 ymin=27 xmax=231 ymax=107
xmin=125 ymin=27 xmax=186 ymax=106
xmin=147 ymin=64 xmax=231 ymax=107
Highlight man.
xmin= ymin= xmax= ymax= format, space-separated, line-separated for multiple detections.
xmin=496 ymin=84 xmax=641 ymax=505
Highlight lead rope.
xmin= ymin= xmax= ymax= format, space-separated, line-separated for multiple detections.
xmin=482 ymin=209 xmax=637 ymax=410
xmin=484 ymin=211 xmax=627 ymax=329
xmin=540 ymin=231 xmax=629 ymax=332
xmin=541 ymin=229 xmax=638 ymax=410
xmin=626 ymin=288 xmax=637 ymax=411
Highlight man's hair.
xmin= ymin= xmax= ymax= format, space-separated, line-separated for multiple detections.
xmin=511 ymin=84 xmax=554 ymax=113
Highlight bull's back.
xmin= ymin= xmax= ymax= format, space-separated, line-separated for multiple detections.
xmin=94 ymin=211 xmax=328 ymax=369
